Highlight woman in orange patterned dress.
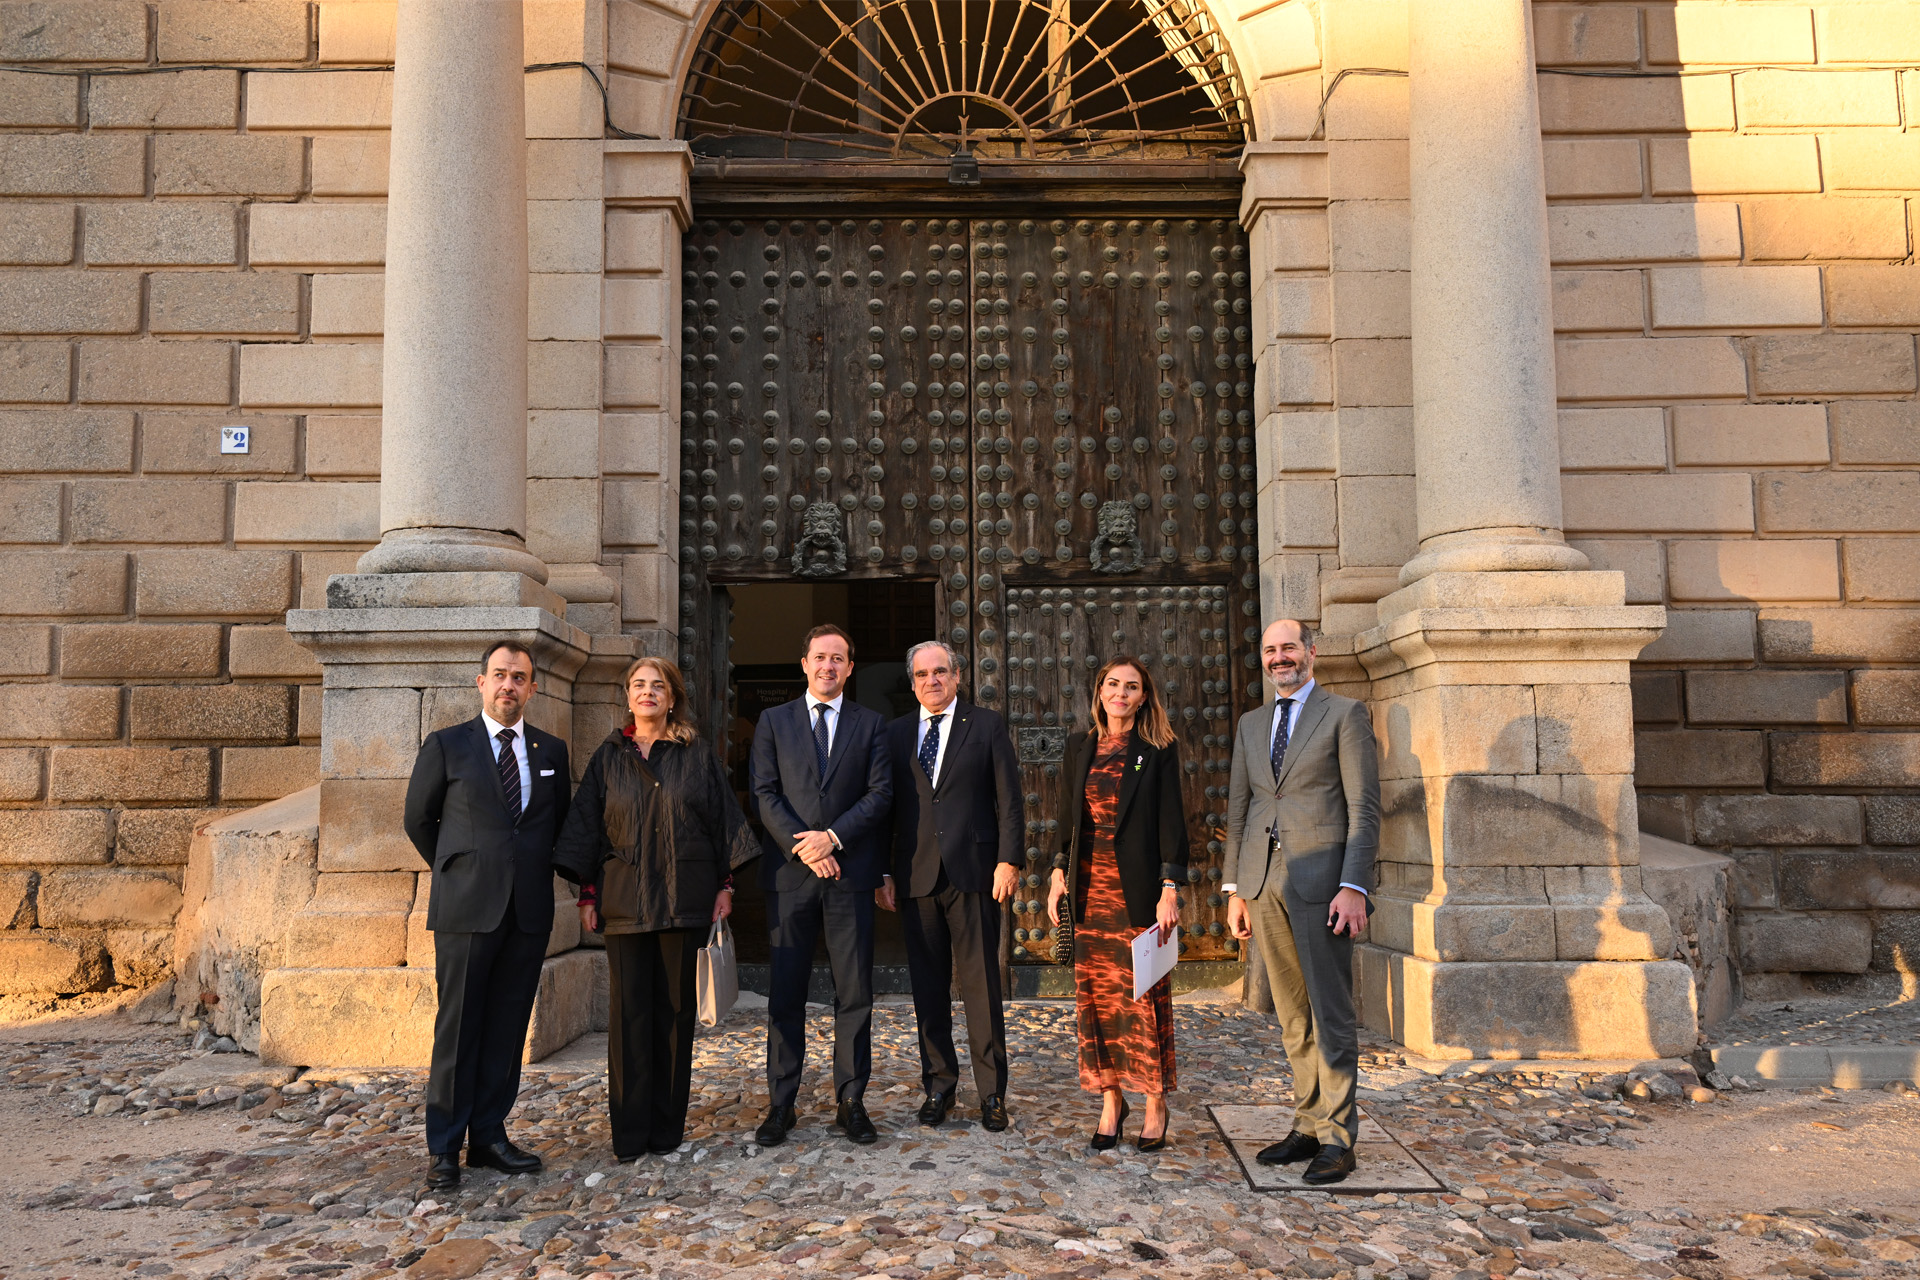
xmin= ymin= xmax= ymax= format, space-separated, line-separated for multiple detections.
xmin=1046 ymin=657 xmax=1190 ymax=1152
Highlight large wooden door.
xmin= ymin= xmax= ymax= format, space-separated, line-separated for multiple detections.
xmin=678 ymin=212 xmax=1259 ymax=965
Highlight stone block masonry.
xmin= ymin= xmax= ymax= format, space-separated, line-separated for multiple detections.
xmin=0 ymin=0 xmax=421 ymax=997
xmin=0 ymin=0 xmax=1910 ymax=1042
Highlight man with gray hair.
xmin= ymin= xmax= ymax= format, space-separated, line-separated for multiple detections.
xmin=878 ymin=640 xmax=1023 ymax=1131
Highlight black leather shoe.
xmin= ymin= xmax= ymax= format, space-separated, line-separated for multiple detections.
xmin=979 ymin=1094 xmax=1009 ymax=1132
xmin=467 ymin=1139 xmax=542 ymax=1174
xmin=1090 ymin=1097 xmax=1129 ymax=1151
xmin=754 ymin=1105 xmax=797 ymax=1147
xmin=1255 ymin=1130 xmax=1322 ymax=1166
xmin=836 ymin=1098 xmax=878 ymax=1145
xmin=1302 ymin=1144 xmax=1356 ymax=1185
xmin=917 ymin=1090 xmax=954 ymax=1127
xmin=426 ymin=1152 xmax=461 ymax=1190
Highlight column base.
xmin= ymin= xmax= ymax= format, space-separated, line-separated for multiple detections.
xmin=258 ymin=950 xmax=600 ymax=1068
xmin=356 ymin=526 xmax=549 ymax=582
xmin=1398 ymin=530 xmax=1590 ymax=587
xmin=1354 ymin=946 xmax=1699 ymax=1060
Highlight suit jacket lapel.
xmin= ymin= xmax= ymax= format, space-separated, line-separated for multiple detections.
xmin=474 ymin=717 xmax=508 ymax=810
xmin=932 ymin=702 xmax=972 ymax=795
xmin=796 ymin=700 xmax=825 ymax=789
xmin=1252 ymin=699 xmax=1279 ymax=796
xmin=1114 ymin=731 xmax=1146 ymax=831
xmin=820 ymin=700 xmax=853 ymax=786
xmin=1274 ymin=687 xmax=1331 ymax=791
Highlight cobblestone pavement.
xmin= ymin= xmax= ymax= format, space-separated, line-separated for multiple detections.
xmin=1710 ymin=984 xmax=1920 ymax=1048
xmin=7 ymin=999 xmax=1920 ymax=1280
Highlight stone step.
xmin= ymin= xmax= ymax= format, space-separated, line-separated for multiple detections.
xmin=308 ymin=870 xmax=416 ymax=911
xmin=282 ymin=909 xmax=407 ymax=968
xmin=1710 ymin=1043 xmax=1920 ymax=1088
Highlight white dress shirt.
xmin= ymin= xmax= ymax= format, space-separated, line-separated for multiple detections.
xmin=804 ymin=690 xmax=844 ymax=755
xmin=1225 ymin=679 xmax=1367 ymax=898
xmin=916 ymin=698 xmax=956 ymax=787
xmin=481 ymin=710 xmax=532 ymax=801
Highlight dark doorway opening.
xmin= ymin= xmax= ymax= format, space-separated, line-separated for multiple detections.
xmin=721 ymin=579 xmax=936 ymax=993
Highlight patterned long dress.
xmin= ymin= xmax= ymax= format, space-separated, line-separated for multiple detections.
xmin=1073 ymin=734 xmax=1178 ymax=1094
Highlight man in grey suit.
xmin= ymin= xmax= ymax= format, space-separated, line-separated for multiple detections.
xmin=1224 ymin=618 xmax=1380 ymax=1185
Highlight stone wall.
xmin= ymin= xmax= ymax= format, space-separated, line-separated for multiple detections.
xmin=1246 ymin=0 xmax=1920 ymax=994
xmin=0 ymin=0 xmax=682 ymax=997
xmin=1 ymin=0 xmax=1916 ymax=1003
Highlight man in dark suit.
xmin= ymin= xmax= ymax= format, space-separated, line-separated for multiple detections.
xmin=403 ymin=639 xmax=572 ymax=1190
xmin=1224 ymin=619 xmax=1380 ymax=1186
xmin=748 ymin=623 xmax=893 ymax=1146
xmin=878 ymin=641 xmax=1021 ymax=1132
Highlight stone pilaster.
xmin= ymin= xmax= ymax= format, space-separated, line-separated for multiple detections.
xmin=1401 ymin=0 xmax=1586 ymax=584
xmin=1350 ymin=0 xmax=1697 ymax=1059
xmin=1352 ymin=572 xmax=1697 ymax=1058
xmin=356 ymin=0 xmax=541 ymax=580
xmin=260 ymin=0 xmax=597 ymax=1068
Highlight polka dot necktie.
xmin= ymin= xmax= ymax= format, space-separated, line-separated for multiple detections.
xmin=1271 ymin=698 xmax=1294 ymax=784
xmin=813 ymin=703 xmax=832 ymax=777
xmin=918 ymin=712 xmax=944 ymax=783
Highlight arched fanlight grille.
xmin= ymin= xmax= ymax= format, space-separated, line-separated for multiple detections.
xmin=679 ymin=0 xmax=1250 ymax=161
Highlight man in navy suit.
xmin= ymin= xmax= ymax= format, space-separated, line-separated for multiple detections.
xmin=880 ymin=640 xmax=1022 ymax=1131
xmin=403 ymin=640 xmax=572 ymax=1190
xmin=748 ymin=623 xmax=893 ymax=1146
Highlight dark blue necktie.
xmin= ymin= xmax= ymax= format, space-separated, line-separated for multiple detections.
xmin=496 ymin=727 xmax=522 ymax=823
xmin=918 ymin=712 xmax=944 ymax=782
xmin=813 ymin=703 xmax=832 ymax=776
xmin=1270 ymin=698 xmax=1294 ymax=784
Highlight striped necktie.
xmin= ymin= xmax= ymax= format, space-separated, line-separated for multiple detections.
xmin=496 ymin=727 xmax=522 ymax=823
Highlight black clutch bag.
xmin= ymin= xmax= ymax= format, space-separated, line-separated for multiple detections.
xmin=1052 ymin=918 xmax=1074 ymax=965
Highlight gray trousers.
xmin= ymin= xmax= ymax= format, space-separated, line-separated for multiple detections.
xmin=1246 ymin=875 xmax=1359 ymax=1149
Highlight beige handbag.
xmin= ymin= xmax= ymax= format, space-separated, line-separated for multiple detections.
xmin=696 ymin=918 xmax=738 ymax=1027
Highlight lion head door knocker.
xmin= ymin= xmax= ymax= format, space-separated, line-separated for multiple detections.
xmin=1089 ymin=500 xmax=1144 ymax=575
xmin=791 ymin=501 xmax=848 ymax=578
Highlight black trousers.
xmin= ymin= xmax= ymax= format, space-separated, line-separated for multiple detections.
xmin=765 ymin=876 xmax=874 ymax=1106
xmin=901 ymin=870 xmax=1008 ymax=1100
xmin=605 ymin=928 xmax=700 ymax=1158
xmin=426 ymin=905 xmax=547 ymax=1154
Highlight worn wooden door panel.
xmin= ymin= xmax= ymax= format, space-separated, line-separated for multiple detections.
xmin=970 ymin=215 xmax=1258 ymax=964
xmin=679 ymin=210 xmax=1259 ymax=966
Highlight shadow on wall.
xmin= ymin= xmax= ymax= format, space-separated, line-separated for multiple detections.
xmin=1361 ymin=700 xmax=1698 ymax=1060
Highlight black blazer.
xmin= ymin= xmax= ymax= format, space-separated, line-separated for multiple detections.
xmin=886 ymin=700 xmax=1022 ymax=897
xmin=403 ymin=717 xmax=573 ymax=935
xmin=1051 ymin=729 xmax=1190 ymax=930
xmin=749 ymin=695 xmax=893 ymax=893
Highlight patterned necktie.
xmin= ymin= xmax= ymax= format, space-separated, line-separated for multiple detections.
xmin=813 ymin=703 xmax=832 ymax=776
xmin=1270 ymin=698 xmax=1294 ymax=784
xmin=496 ymin=727 xmax=522 ymax=823
xmin=918 ymin=712 xmax=944 ymax=782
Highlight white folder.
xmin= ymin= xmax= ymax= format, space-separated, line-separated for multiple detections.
xmin=1130 ymin=924 xmax=1179 ymax=1000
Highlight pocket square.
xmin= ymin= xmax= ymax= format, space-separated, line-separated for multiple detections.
xmin=539 ymin=768 xmax=556 ymax=777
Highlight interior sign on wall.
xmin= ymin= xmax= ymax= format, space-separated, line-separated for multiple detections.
xmin=220 ymin=425 xmax=250 ymax=455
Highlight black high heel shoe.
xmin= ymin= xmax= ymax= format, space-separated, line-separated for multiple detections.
xmin=1135 ymin=1110 xmax=1171 ymax=1154
xmin=1090 ymin=1097 xmax=1130 ymax=1151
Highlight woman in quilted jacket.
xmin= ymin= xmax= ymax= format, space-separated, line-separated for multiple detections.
xmin=554 ymin=655 xmax=755 ymax=1160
